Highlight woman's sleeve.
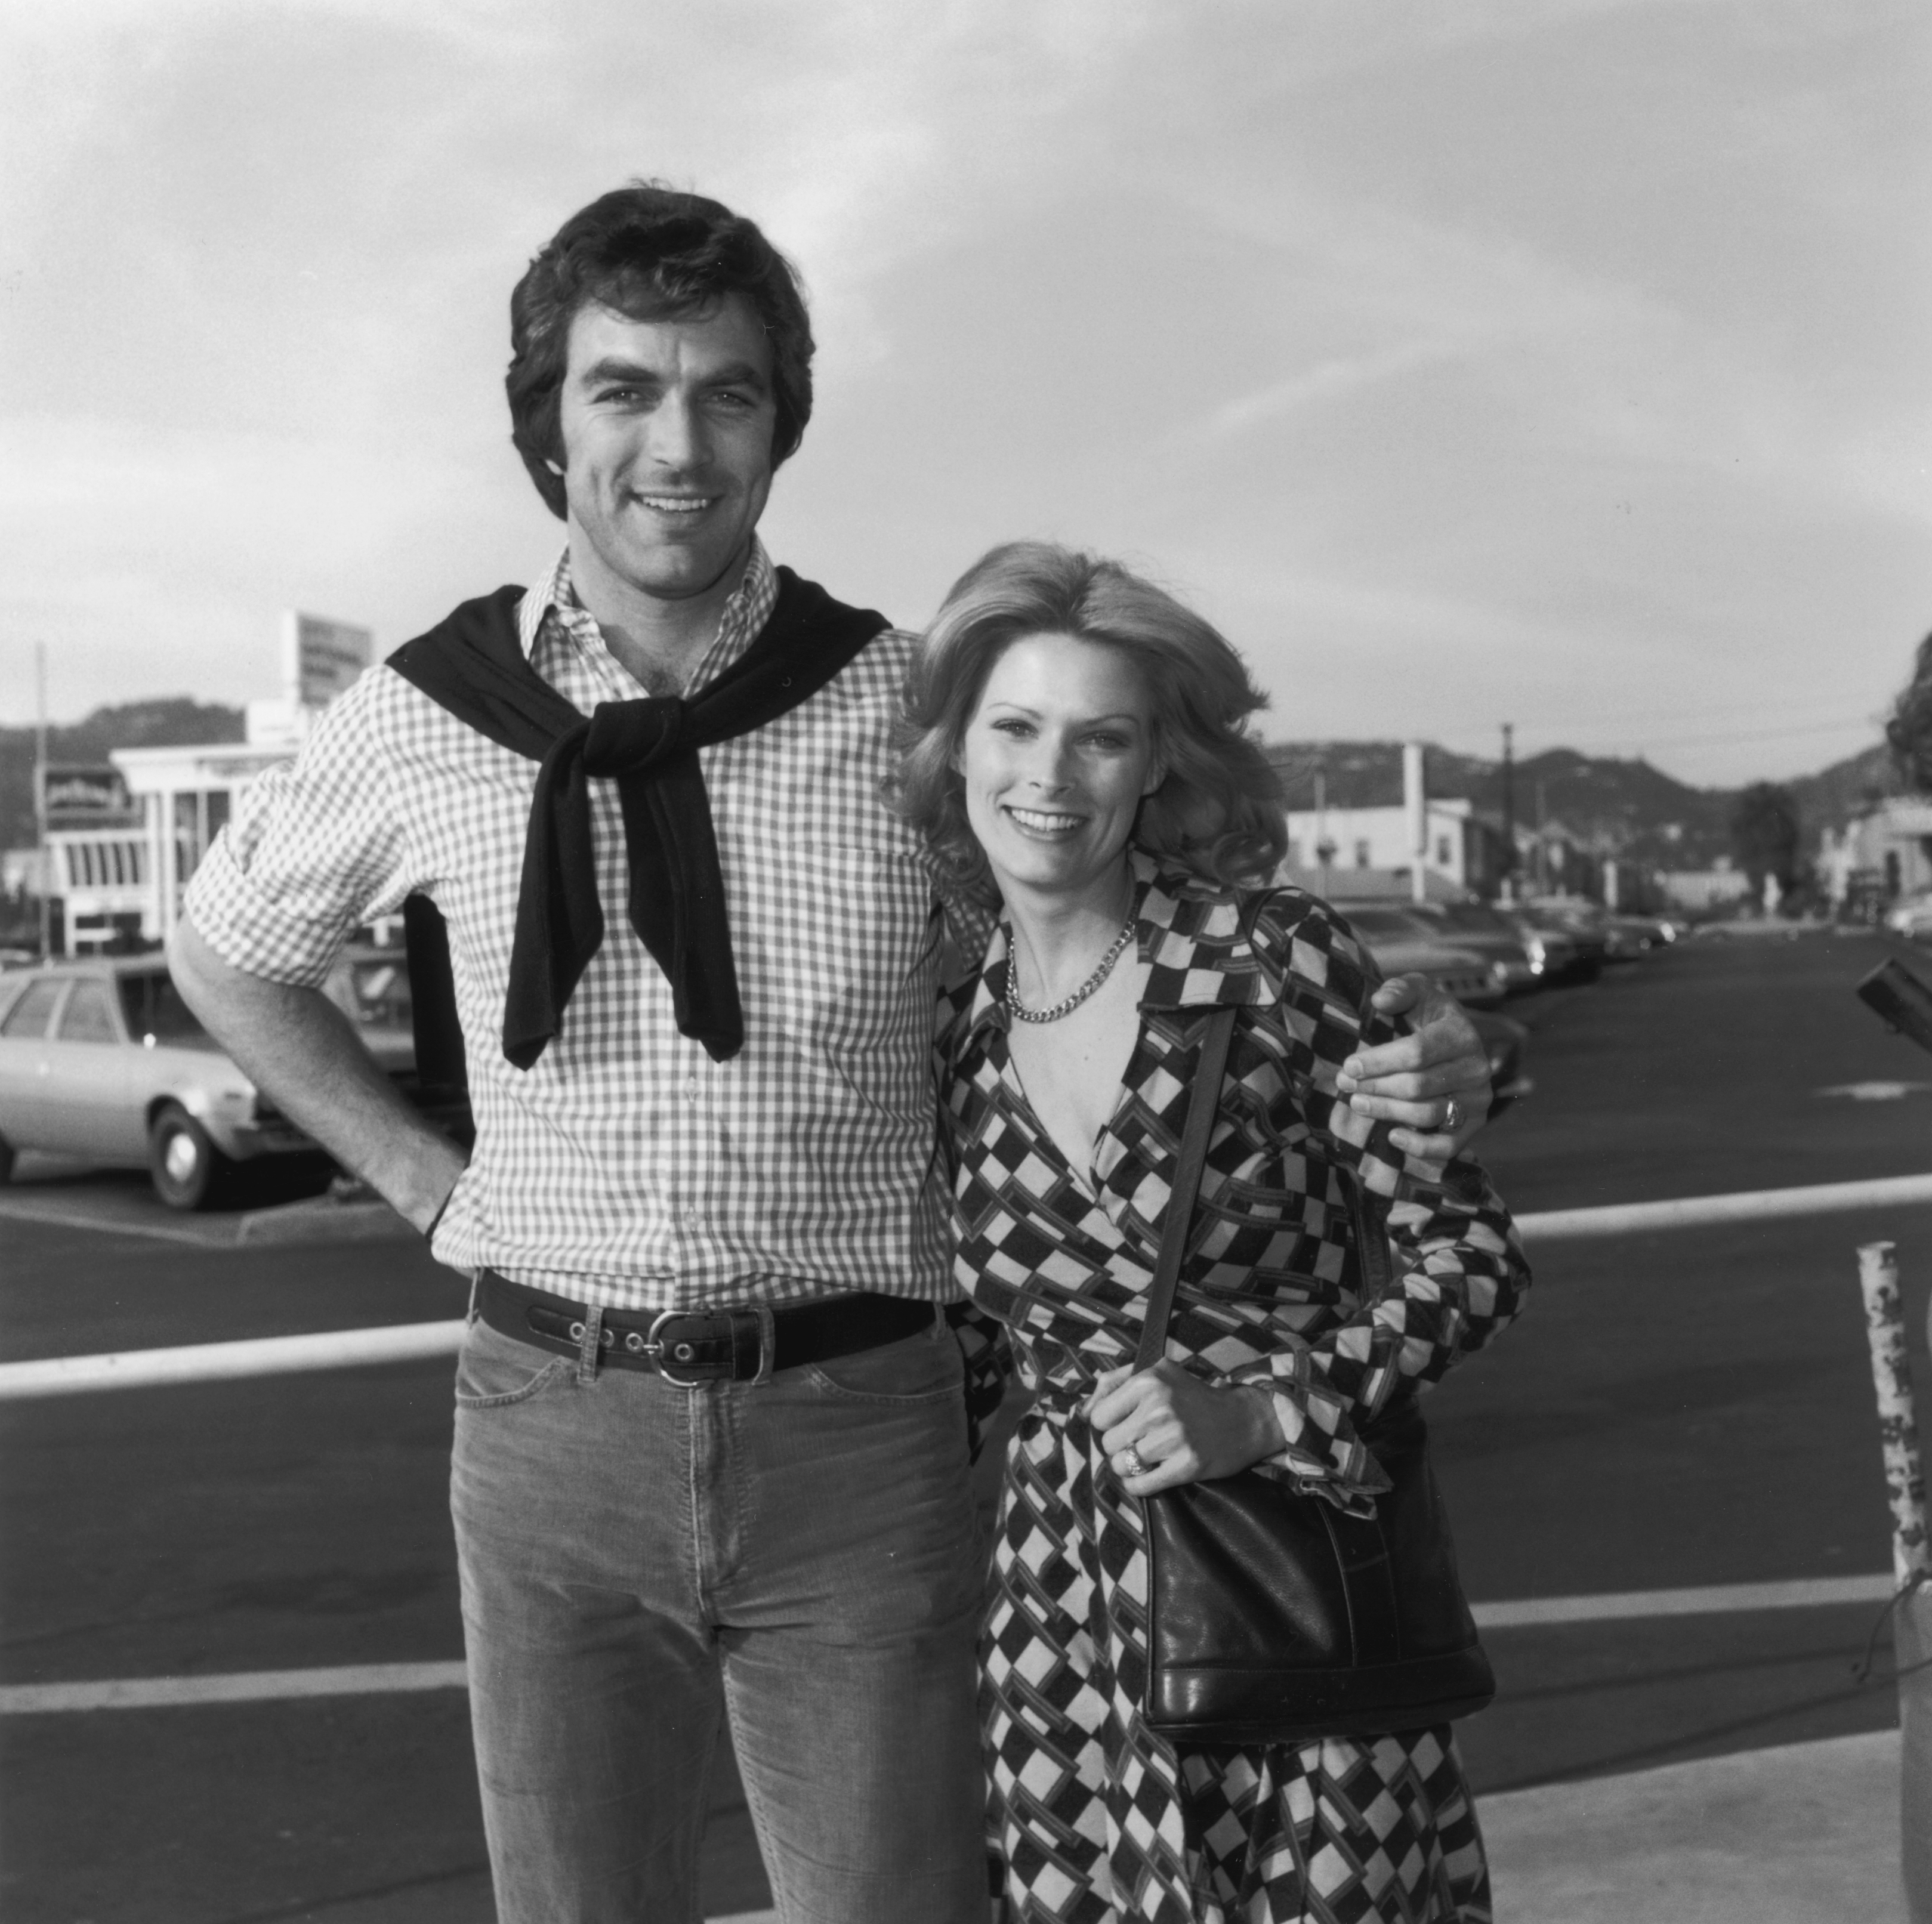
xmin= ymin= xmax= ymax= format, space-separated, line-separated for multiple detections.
xmin=1223 ymin=892 xmax=1531 ymax=1515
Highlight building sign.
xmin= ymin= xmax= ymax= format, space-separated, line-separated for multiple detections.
xmin=281 ymin=612 xmax=373 ymax=709
xmin=39 ymin=764 xmax=137 ymax=828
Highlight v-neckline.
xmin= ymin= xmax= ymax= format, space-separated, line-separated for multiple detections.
xmin=997 ymin=1022 xmax=1149 ymax=1201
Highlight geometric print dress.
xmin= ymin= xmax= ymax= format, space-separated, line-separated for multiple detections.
xmin=939 ymin=856 xmax=1532 ymax=1924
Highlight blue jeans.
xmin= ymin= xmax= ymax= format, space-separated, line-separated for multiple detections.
xmin=450 ymin=1307 xmax=990 ymax=1923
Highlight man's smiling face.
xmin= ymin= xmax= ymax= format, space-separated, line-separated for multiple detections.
xmin=554 ymin=295 xmax=777 ymax=607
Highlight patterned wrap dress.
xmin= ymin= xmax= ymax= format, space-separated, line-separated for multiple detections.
xmin=938 ymin=857 xmax=1532 ymax=1924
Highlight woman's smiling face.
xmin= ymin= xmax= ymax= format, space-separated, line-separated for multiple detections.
xmin=958 ymin=631 xmax=1163 ymax=903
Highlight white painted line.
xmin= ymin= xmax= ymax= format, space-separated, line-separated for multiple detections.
xmin=1471 ymin=1572 xmax=1894 ymax=1629
xmin=0 ymin=1660 xmax=468 ymax=1714
xmin=0 ymin=1320 xmax=464 ymax=1399
xmin=708 ymin=1913 xmax=776 ymax=1923
xmin=1517 ymin=1172 xmax=1932 ymax=1242
xmin=4 ymin=1576 xmax=1896 ymax=1716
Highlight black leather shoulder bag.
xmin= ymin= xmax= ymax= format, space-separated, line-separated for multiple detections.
xmin=1135 ymin=1001 xmax=1495 ymax=1745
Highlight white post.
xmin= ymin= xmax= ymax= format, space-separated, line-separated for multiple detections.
xmin=1857 ymin=1240 xmax=1932 ymax=1922
xmin=1403 ymin=742 xmax=1426 ymax=904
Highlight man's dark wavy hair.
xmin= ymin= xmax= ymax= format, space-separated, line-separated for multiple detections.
xmin=506 ymin=182 xmax=814 ymax=518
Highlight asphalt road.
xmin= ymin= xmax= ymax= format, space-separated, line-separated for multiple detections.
xmin=5 ymin=925 xmax=1931 ymax=1922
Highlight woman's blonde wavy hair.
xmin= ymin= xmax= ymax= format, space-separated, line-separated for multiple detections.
xmin=888 ymin=542 xmax=1287 ymax=903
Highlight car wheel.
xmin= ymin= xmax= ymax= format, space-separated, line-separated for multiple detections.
xmin=149 ymin=1104 xmax=228 ymax=1211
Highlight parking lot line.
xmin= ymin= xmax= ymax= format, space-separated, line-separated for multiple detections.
xmin=1469 ymin=1571 xmax=1893 ymax=1627
xmin=0 ymin=1661 xmax=470 ymax=1713
xmin=1 ymin=1573 xmax=1895 ymax=1715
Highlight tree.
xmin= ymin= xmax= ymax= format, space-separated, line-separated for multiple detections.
xmin=1729 ymin=782 xmax=1800 ymax=901
xmin=1886 ymin=631 xmax=1932 ymax=793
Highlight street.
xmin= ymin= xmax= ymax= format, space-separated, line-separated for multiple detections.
xmin=5 ymin=927 xmax=1932 ymax=1921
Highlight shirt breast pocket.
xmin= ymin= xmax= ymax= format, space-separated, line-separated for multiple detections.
xmin=766 ymin=843 xmax=935 ymax=1058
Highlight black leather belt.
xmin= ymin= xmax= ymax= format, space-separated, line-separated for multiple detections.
xmin=474 ymin=1270 xmax=937 ymax=1385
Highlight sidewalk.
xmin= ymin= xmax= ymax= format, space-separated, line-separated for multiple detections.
xmin=708 ymin=1731 xmax=1907 ymax=1923
xmin=1481 ymin=1729 xmax=1903 ymax=1922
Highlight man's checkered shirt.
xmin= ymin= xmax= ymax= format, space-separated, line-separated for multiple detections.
xmin=185 ymin=541 xmax=957 ymax=1311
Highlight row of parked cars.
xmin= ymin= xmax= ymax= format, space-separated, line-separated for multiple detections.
xmin=1332 ymin=895 xmax=1681 ymax=1119
xmin=0 ymin=892 xmax=1672 ymax=1211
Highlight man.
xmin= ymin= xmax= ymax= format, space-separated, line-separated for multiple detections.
xmin=171 ymin=184 xmax=1494 ymax=1923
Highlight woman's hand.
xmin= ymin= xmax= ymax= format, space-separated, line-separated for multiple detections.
xmin=1336 ymin=973 xmax=1493 ymax=1161
xmin=1085 ymin=1361 xmax=1286 ymax=1496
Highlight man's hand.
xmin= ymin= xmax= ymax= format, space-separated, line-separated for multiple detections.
xmin=168 ymin=918 xmax=467 ymax=1235
xmin=1335 ymin=973 xmax=1492 ymax=1161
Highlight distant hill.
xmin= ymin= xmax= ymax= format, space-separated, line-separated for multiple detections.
xmin=1266 ymin=736 xmax=1909 ymax=870
xmin=0 ymin=700 xmax=1908 ymax=878
xmin=0 ymin=699 xmax=245 ymax=852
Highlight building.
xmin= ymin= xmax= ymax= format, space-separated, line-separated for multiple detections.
xmin=26 ymin=611 xmax=372 ymax=955
xmin=1828 ymin=797 xmax=1932 ymax=907
xmin=1655 ymin=861 xmax=1754 ymax=914
xmin=1280 ymin=797 xmax=1513 ymax=900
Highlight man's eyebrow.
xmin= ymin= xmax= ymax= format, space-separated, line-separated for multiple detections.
xmin=578 ymin=357 xmax=664 ymax=388
xmin=576 ymin=357 xmax=770 ymax=390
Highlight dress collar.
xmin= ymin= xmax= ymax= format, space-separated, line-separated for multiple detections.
xmin=962 ymin=850 xmax=1270 ymax=1045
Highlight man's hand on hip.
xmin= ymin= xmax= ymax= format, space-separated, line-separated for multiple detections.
xmin=167 ymin=916 xmax=467 ymax=1236
xmin=1335 ymin=972 xmax=1493 ymax=1162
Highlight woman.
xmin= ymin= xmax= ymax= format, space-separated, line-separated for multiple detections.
xmin=895 ymin=543 xmax=1530 ymax=1923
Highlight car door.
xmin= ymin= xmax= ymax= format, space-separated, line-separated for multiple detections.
xmin=0 ymin=977 xmax=69 ymax=1150
xmin=38 ymin=975 xmax=143 ymax=1162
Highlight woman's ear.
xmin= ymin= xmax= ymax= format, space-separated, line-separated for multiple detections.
xmin=1141 ymin=753 xmax=1167 ymax=798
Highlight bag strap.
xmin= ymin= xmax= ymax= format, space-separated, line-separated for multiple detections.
xmin=1134 ymin=1003 xmax=1237 ymax=1373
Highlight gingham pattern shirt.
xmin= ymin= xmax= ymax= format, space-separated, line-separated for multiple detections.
xmin=186 ymin=540 xmax=956 ymax=1310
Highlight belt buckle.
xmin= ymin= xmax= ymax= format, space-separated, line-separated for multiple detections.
xmin=649 ymin=1308 xmax=718 ymax=1388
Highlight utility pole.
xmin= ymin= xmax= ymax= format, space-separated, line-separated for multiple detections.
xmin=1403 ymin=741 xmax=1427 ymax=904
xmin=1499 ymin=722 xmax=1516 ymax=903
xmin=35 ymin=641 xmax=51 ymax=960
xmin=1313 ymin=770 xmax=1333 ymax=901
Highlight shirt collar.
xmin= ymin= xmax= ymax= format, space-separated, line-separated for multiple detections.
xmin=516 ymin=538 xmax=779 ymax=683
xmin=961 ymin=850 xmax=1269 ymax=1045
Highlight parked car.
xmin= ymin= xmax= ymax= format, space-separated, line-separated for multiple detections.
xmin=1377 ymin=901 xmax=1539 ymax=995
xmin=0 ymin=951 xmax=467 ymax=1209
xmin=1334 ymin=906 xmax=1505 ymax=1009
xmin=1468 ymin=1008 xmax=1531 ymax=1118
xmin=1884 ymin=893 xmax=1932 ymax=940
xmin=1507 ymin=902 xmax=1603 ymax=983
xmin=1601 ymin=913 xmax=1678 ymax=958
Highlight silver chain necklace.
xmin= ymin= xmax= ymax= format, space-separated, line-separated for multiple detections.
xmin=1005 ymin=908 xmax=1138 ymax=1024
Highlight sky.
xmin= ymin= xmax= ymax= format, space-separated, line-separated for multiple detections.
xmin=1 ymin=0 xmax=1927 ymax=789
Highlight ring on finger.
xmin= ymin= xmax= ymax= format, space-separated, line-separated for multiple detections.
xmin=1119 ymin=1446 xmax=1149 ymax=1479
xmin=1442 ymin=1094 xmax=1463 ymax=1131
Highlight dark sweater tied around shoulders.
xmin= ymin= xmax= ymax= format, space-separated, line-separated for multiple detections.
xmin=385 ymin=570 xmax=889 ymax=1076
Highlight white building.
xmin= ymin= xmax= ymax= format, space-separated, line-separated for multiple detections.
xmin=1280 ymin=797 xmax=1498 ymax=898
xmin=35 ymin=610 xmax=372 ymax=953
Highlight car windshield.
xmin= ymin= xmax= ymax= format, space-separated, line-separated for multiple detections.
xmin=1345 ymin=908 xmax=1430 ymax=936
xmin=1437 ymin=904 xmax=1512 ymax=934
xmin=118 ymin=971 xmax=217 ymax=1049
